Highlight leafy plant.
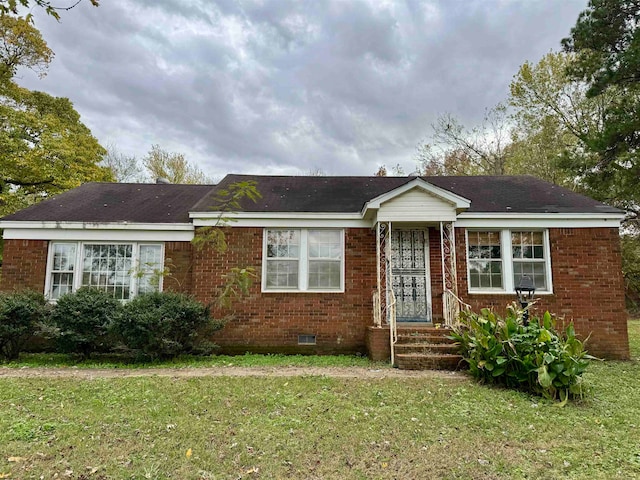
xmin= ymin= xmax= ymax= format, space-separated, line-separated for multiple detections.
xmin=112 ymin=291 xmax=222 ymax=359
xmin=50 ymin=287 xmax=121 ymax=357
xmin=0 ymin=290 xmax=48 ymax=360
xmin=451 ymin=304 xmax=593 ymax=402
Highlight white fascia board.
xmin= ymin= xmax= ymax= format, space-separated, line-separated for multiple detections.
xmin=362 ymin=178 xmax=471 ymax=214
xmin=191 ymin=211 xmax=370 ymax=228
xmin=0 ymin=221 xmax=194 ymax=231
xmin=457 ymin=212 xmax=624 ymax=228
xmin=2 ymin=222 xmax=194 ymax=242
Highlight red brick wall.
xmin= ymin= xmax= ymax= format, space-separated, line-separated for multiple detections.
xmin=163 ymin=241 xmax=194 ymax=294
xmin=0 ymin=239 xmax=48 ymax=293
xmin=455 ymin=227 xmax=629 ymax=360
xmin=429 ymin=227 xmax=444 ymax=322
xmin=193 ymin=227 xmax=377 ymax=354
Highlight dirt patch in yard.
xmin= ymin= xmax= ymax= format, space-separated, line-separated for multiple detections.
xmin=0 ymin=365 xmax=467 ymax=380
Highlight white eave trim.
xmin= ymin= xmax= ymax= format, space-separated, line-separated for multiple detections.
xmin=361 ymin=178 xmax=471 ymax=214
xmin=457 ymin=212 xmax=624 ymax=228
xmin=1 ymin=221 xmax=195 ymax=242
xmin=0 ymin=221 xmax=194 ymax=231
xmin=191 ymin=211 xmax=370 ymax=228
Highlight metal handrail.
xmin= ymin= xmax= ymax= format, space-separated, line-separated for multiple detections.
xmin=443 ymin=289 xmax=471 ymax=326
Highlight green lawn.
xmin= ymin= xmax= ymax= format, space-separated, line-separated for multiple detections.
xmin=0 ymin=322 xmax=639 ymax=479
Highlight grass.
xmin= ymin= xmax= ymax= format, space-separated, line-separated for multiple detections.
xmin=0 ymin=322 xmax=638 ymax=479
xmin=2 ymin=352 xmax=379 ymax=369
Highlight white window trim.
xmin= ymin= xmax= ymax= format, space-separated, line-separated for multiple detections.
xmin=465 ymin=229 xmax=553 ymax=295
xmin=261 ymin=228 xmax=345 ymax=293
xmin=44 ymin=241 xmax=164 ymax=301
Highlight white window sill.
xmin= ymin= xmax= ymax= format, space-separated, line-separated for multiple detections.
xmin=262 ymin=288 xmax=345 ymax=294
xmin=467 ymin=290 xmax=554 ymax=296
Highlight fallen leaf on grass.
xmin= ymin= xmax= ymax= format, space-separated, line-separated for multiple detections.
xmin=7 ymin=457 xmax=26 ymax=462
xmin=0 ymin=473 xmax=11 ymax=479
xmin=186 ymin=448 xmax=192 ymax=459
xmin=245 ymin=467 xmax=259 ymax=474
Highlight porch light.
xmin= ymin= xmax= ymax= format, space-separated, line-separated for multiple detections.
xmin=515 ymin=275 xmax=536 ymax=326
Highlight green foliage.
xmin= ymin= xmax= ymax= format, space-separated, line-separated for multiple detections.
xmin=451 ymin=305 xmax=592 ymax=402
xmin=49 ymin=287 xmax=121 ymax=357
xmin=561 ymin=0 xmax=640 ymax=226
xmin=0 ymin=0 xmax=99 ymax=21
xmin=621 ymin=234 xmax=640 ymax=314
xmin=142 ymin=144 xmax=211 ymax=184
xmin=112 ymin=291 xmax=222 ymax=359
xmin=0 ymin=81 xmax=112 ymax=217
xmin=0 ymin=13 xmax=112 ymax=219
xmin=192 ymin=180 xmax=262 ymax=253
xmin=0 ymin=290 xmax=47 ymax=360
xmin=562 ymin=0 xmax=640 ymax=96
xmin=0 ymin=14 xmax=53 ymax=82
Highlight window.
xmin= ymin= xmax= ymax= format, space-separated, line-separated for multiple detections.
xmin=50 ymin=243 xmax=77 ymax=299
xmin=308 ymin=230 xmax=341 ymax=289
xmin=467 ymin=231 xmax=503 ymax=290
xmin=46 ymin=242 xmax=164 ymax=300
xmin=265 ymin=230 xmax=300 ymax=289
xmin=511 ymin=231 xmax=547 ymax=290
xmin=466 ymin=230 xmax=551 ymax=293
xmin=263 ymin=229 xmax=344 ymax=292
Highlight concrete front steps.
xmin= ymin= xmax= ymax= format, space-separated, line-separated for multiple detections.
xmin=394 ymin=327 xmax=465 ymax=370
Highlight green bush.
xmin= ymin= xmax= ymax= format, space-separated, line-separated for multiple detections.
xmin=50 ymin=287 xmax=121 ymax=357
xmin=0 ymin=290 xmax=48 ymax=360
xmin=112 ymin=291 xmax=222 ymax=359
xmin=451 ymin=305 xmax=592 ymax=402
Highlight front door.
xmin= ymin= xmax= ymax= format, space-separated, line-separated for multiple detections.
xmin=390 ymin=229 xmax=432 ymax=323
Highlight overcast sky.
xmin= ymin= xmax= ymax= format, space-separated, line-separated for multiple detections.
xmin=18 ymin=0 xmax=588 ymax=179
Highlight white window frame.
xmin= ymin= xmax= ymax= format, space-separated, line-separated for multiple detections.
xmin=465 ymin=229 xmax=553 ymax=295
xmin=44 ymin=241 xmax=164 ymax=301
xmin=262 ymin=228 xmax=345 ymax=293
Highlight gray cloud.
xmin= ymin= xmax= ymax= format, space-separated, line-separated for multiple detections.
xmin=17 ymin=0 xmax=588 ymax=178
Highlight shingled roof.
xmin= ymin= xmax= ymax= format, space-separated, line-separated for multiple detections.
xmin=0 ymin=174 xmax=621 ymax=224
xmin=192 ymin=174 xmax=621 ymax=215
xmin=1 ymin=183 xmax=214 ymax=223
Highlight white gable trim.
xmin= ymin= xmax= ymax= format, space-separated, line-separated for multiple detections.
xmin=362 ymin=178 xmax=471 ymax=214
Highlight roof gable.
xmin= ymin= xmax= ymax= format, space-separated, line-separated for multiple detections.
xmin=363 ymin=178 xmax=470 ymax=213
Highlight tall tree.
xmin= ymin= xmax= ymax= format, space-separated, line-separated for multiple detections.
xmin=100 ymin=143 xmax=142 ymax=183
xmin=416 ymin=105 xmax=512 ymax=176
xmin=0 ymin=15 xmax=111 ymax=217
xmin=508 ymin=51 xmax=617 ymax=188
xmin=142 ymin=145 xmax=211 ymax=184
xmin=561 ymin=0 xmax=640 ymax=228
xmin=0 ymin=13 xmax=52 ymax=81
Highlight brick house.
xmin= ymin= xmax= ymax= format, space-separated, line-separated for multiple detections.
xmin=0 ymin=174 xmax=629 ymax=362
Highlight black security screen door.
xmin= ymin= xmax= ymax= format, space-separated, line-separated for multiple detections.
xmin=390 ymin=230 xmax=431 ymax=323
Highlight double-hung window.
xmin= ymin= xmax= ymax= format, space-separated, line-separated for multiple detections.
xmin=46 ymin=242 xmax=164 ymax=301
xmin=263 ymin=229 xmax=344 ymax=292
xmin=466 ymin=230 xmax=551 ymax=293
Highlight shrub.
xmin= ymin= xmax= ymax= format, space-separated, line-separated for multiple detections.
xmin=0 ymin=290 xmax=48 ymax=360
xmin=50 ymin=287 xmax=121 ymax=356
xmin=112 ymin=291 xmax=222 ymax=359
xmin=451 ymin=305 xmax=592 ymax=402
